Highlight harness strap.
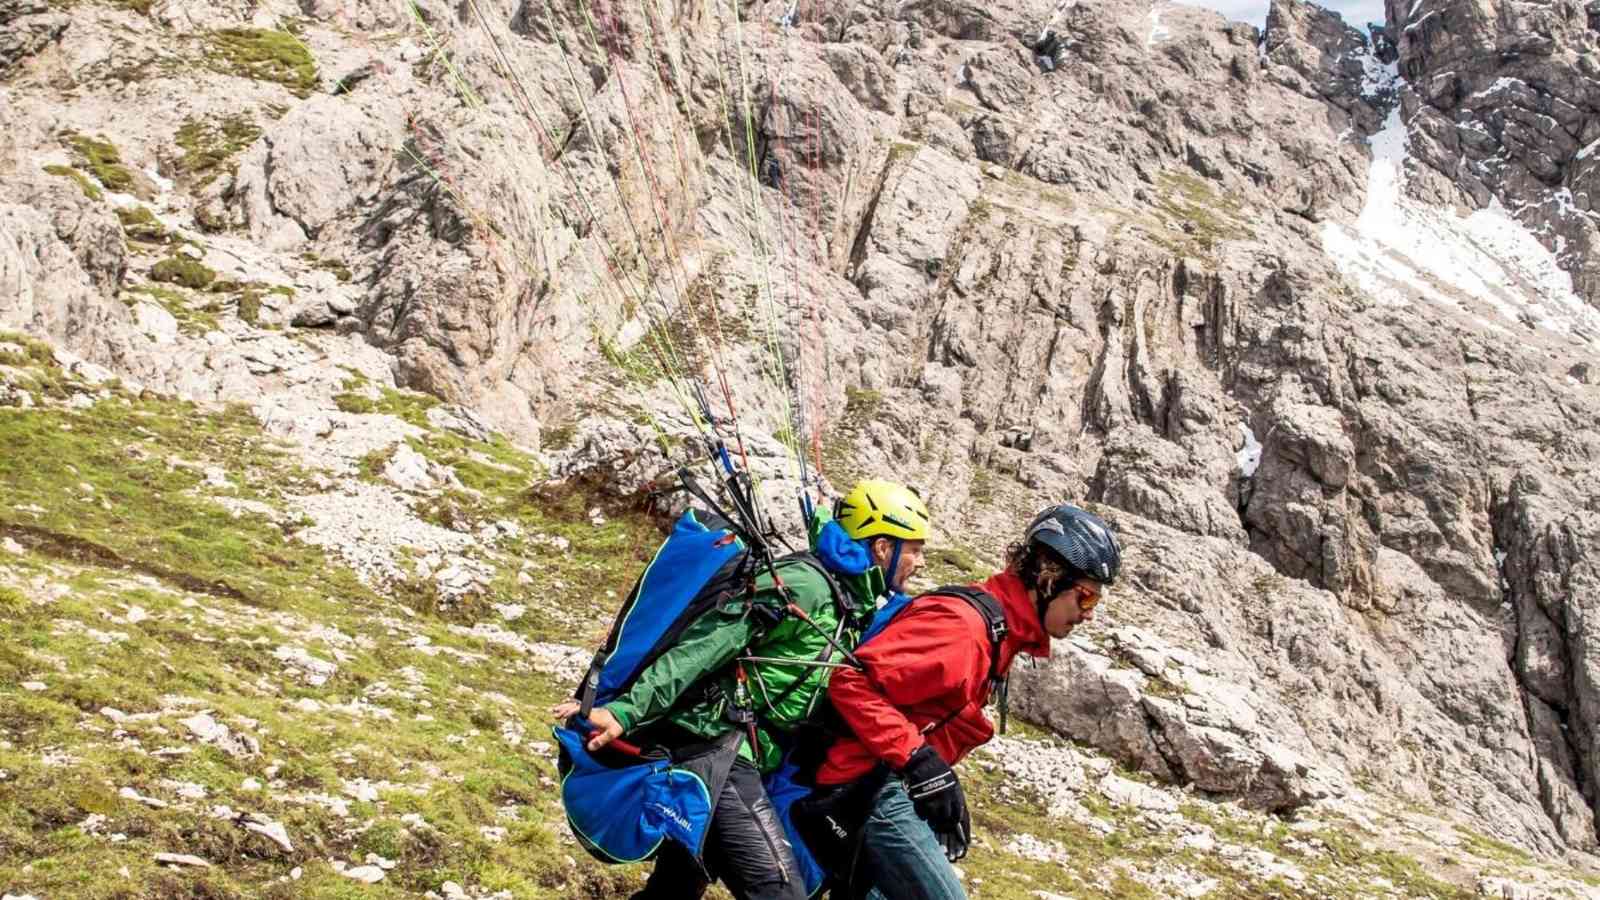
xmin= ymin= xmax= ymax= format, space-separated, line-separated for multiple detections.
xmin=932 ymin=585 xmax=1008 ymax=684
xmin=929 ymin=585 xmax=1011 ymax=734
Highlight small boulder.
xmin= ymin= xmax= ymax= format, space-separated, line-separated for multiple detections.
xmin=154 ymin=852 xmax=211 ymax=868
xmin=340 ymin=864 xmax=386 ymax=883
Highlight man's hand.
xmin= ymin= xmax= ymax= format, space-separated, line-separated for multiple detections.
xmin=900 ymin=744 xmax=970 ymax=861
xmin=550 ymin=700 xmax=625 ymax=752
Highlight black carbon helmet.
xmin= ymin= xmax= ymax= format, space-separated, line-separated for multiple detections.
xmin=1023 ymin=504 xmax=1121 ymax=584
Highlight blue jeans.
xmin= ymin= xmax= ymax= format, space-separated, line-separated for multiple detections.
xmin=858 ymin=780 xmax=967 ymax=900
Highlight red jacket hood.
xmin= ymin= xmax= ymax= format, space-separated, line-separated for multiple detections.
xmin=978 ymin=569 xmax=1050 ymax=671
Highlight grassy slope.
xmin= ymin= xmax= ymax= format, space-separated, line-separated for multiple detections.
xmin=0 ymin=338 xmax=659 ymax=898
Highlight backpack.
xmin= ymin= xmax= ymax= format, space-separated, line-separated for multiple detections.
xmin=573 ymin=506 xmax=754 ymax=724
xmin=556 ymin=504 xmax=856 ymax=867
xmin=863 ymin=585 xmax=1009 ymax=706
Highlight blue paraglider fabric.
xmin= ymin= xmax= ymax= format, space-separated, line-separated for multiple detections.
xmin=764 ymin=755 xmax=828 ymax=897
xmin=555 ymin=726 xmax=713 ymax=864
xmin=595 ymin=510 xmax=744 ymax=704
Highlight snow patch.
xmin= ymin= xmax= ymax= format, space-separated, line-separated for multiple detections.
xmin=1359 ymin=54 xmax=1399 ymax=99
xmin=1403 ymin=10 xmax=1438 ymax=32
xmin=1577 ymin=137 xmax=1600 ymax=160
xmin=1237 ymin=424 xmax=1263 ymax=477
xmin=1320 ymin=105 xmax=1600 ymax=344
xmin=1147 ymin=5 xmax=1171 ymax=47
xmin=1470 ymin=77 xmax=1523 ymax=101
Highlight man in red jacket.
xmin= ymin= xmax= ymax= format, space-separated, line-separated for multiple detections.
xmin=808 ymin=504 xmax=1122 ymax=899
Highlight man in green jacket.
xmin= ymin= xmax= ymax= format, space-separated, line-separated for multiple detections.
xmin=552 ymin=480 xmax=930 ymax=900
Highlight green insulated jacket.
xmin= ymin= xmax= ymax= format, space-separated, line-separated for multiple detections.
xmin=603 ymin=549 xmax=875 ymax=773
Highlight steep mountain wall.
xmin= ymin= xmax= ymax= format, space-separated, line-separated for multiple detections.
xmin=2 ymin=0 xmax=1599 ymax=866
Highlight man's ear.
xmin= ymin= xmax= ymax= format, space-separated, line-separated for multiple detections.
xmin=867 ymin=537 xmax=888 ymax=567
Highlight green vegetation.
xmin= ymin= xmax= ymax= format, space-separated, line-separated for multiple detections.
xmin=1000 ymin=165 xmax=1076 ymax=212
xmin=597 ymin=332 xmax=660 ymax=384
xmin=122 ymin=284 xmax=222 ymax=335
xmin=1152 ymin=171 xmax=1251 ymax=254
xmin=820 ymin=386 xmax=883 ymax=487
xmin=1454 ymin=825 xmax=1535 ymax=867
xmin=78 ymin=0 xmax=157 ymax=12
xmin=43 ymin=0 xmax=156 ymax=11
xmin=206 ymin=29 xmax=318 ymax=97
xmin=919 ymin=545 xmax=984 ymax=587
xmin=303 ymin=252 xmax=354 ymax=283
xmin=969 ymin=466 xmax=996 ymax=506
xmin=0 ymin=401 xmax=334 ymax=609
xmin=1312 ymin=825 xmax=1474 ymax=898
xmin=596 ymin=309 xmax=717 ymax=387
xmin=1141 ymin=671 xmax=1186 ymax=699
xmin=150 ymin=255 xmax=217 ymax=290
xmin=115 ymin=205 xmax=171 ymax=246
xmin=66 ymin=134 xmax=136 ymax=193
xmin=0 ymin=355 xmax=662 ymax=897
xmin=356 ymin=445 xmax=397 ymax=481
xmin=334 ymin=380 xmax=440 ymax=426
xmin=886 ymin=139 xmax=920 ymax=170
xmin=220 ymin=282 xmax=294 ymax=326
xmin=594 ymin=259 xmax=753 ymax=391
xmin=0 ymin=333 xmax=72 ymax=400
xmin=42 ymin=164 xmax=104 ymax=201
xmin=174 ymin=114 xmax=262 ymax=187
xmin=0 ymin=331 xmax=56 ymax=369
xmin=541 ymin=421 xmax=577 ymax=452
xmin=0 ymin=337 xmax=1567 ymax=900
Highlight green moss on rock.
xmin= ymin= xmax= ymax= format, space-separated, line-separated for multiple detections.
xmin=115 ymin=206 xmax=170 ymax=245
xmin=821 ymin=387 xmax=883 ymax=486
xmin=175 ymin=114 xmax=262 ymax=187
xmin=304 ymin=253 xmax=354 ymax=283
xmin=66 ymin=134 xmax=134 ymax=193
xmin=150 ymin=256 xmax=217 ymax=290
xmin=0 ymin=332 xmax=56 ymax=369
xmin=206 ymin=29 xmax=318 ymax=97
xmin=41 ymin=165 xmax=103 ymax=202
xmin=123 ymin=285 xmax=222 ymax=335
xmin=209 ymin=282 xmax=294 ymax=326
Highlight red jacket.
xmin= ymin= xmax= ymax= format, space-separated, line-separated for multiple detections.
xmin=816 ymin=570 xmax=1050 ymax=784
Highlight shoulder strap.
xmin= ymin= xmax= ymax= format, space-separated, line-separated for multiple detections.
xmin=751 ymin=551 xmax=865 ymax=671
xmin=932 ymin=585 xmax=1007 ymax=684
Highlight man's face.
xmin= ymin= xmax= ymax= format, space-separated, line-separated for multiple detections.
xmin=870 ymin=538 xmax=926 ymax=592
xmin=1041 ymin=580 xmax=1102 ymax=638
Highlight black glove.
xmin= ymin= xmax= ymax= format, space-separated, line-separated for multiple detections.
xmin=900 ymin=745 xmax=970 ymax=861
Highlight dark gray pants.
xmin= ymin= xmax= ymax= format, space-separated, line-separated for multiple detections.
xmin=633 ymin=757 xmax=807 ymax=900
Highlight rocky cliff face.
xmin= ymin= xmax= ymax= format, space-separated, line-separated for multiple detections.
xmin=3 ymin=0 xmax=1600 ymax=886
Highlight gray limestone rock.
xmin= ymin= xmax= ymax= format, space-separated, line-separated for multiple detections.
xmin=0 ymin=0 xmax=67 ymax=76
xmin=6 ymin=0 xmax=1600 ymax=862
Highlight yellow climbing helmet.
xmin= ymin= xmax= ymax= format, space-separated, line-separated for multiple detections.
xmin=835 ymin=480 xmax=930 ymax=542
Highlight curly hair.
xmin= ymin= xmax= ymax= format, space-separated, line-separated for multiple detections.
xmin=1007 ymin=540 xmax=1086 ymax=604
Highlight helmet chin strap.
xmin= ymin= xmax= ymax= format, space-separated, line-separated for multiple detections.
xmin=884 ymin=538 xmax=904 ymax=592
